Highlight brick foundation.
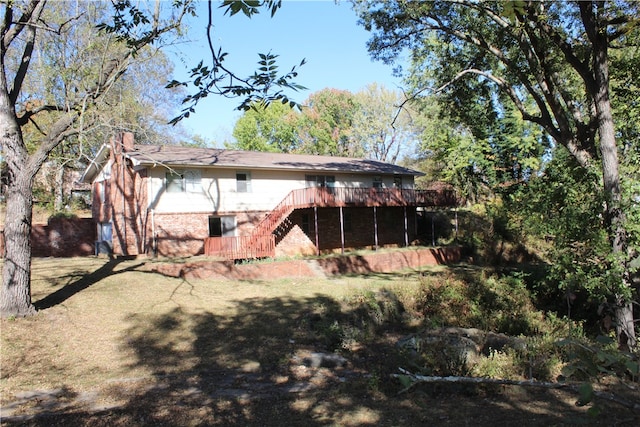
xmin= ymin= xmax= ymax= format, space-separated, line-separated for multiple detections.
xmin=145 ymin=246 xmax=461 ymax=280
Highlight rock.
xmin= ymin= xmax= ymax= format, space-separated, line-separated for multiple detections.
xmin=303 ymin=352 xmax=348 ymax=369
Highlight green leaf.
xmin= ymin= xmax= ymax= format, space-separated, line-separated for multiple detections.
xmin=595 ymin=335 xmax=615 ymax=345
xmin=625 ymin=360 xmax=639 ymax=375
xmin=577 ymin=383 xmax=594 ymax=406
xmin=397 ymin=375 xmax=414 ymax=390
xmin=586 ymin=406 xmax=601 ymax=417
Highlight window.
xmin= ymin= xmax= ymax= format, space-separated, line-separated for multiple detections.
xmin=209 ymin=216 xmax=236 ymax=237
xmin=166 ymin=171 xmax=184 ymax=193
xmin=236 ymin=172 xmax=251 ymax=193
xmin=166 ymin=169 xmax=202 ymax=193
xmin=373 ymin=176 xmax=383 ymax=188
xmin=209 ymin=217 xmax=222 ymax=237
xmin=393 ymin=175 xmax=402 ymax=188
xmin=306 ymin=175 xmax=335 ymax=188
xmin=184 ymin=170 xmax=202 ymax=192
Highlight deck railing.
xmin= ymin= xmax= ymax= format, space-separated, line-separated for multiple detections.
xmin=204 ymin=187 xmax=457 ymax=259
xmin=204 ymin=234 xmax=275 ymax=259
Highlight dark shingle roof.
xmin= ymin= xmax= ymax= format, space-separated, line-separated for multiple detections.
xmin=126 ymin=145 xmax=424 ymax=176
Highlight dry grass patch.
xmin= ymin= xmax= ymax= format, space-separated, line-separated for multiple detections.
xmin=1 ymin=257 xmax=637 ymax=426
xmin=1 ymin=257 xmax=416 ymax=402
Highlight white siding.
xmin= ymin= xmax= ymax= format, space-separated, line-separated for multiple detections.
xmin=146 ymin=166 xmax=415 ymax=214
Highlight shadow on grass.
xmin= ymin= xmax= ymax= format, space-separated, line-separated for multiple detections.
xmin=5 ymin=285 xmax=627 ymax=426
xmin=33 ymin=258 xmax=145 ymax=310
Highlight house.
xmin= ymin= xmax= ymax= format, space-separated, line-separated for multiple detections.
xmin=80 ymin=132 xmax=457 ymax=259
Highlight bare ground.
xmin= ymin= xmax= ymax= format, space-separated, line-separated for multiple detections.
xmin=1 ymin=257 xmax=638 ymax=426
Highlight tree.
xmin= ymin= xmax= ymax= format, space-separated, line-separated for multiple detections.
xmin=351 ymin=83 xmax=417 ymax=163
xmin=297 ymin=88 xmax=360 ymax=156
xmin=230 ymin=101 xmax=300 ymax=152
xmin=354 ymin=0 xmax=639 ymax=348
xmin=16 ymin=1 xmax=189 ymax=213
xmin=2 ymin=0 xmax=309 ymax=318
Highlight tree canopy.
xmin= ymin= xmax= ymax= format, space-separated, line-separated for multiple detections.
xmin=354 ymin=0 xmax=640 ymax=348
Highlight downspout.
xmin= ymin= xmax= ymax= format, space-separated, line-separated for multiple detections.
xmin=151 ymin=208 xmax=157 ymax=257
xmin=122 ymin=149 xmax=127 ymax=255
xmin=454 ymin=207 xmax=459 ymax=243
xmin=432 ymin=212 xmax=435 ymax=246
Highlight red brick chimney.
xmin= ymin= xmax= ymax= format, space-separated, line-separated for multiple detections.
xmin=110 ymin=132 xmax=135 ymax=155
xmin=121 ymin=132 xmax=134 ymax=152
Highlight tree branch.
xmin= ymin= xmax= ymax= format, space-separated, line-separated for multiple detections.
xmin=6 ymin=0 xmax=46 ymax=104
xmin=393 ymin=368 xmax=640 ymax=413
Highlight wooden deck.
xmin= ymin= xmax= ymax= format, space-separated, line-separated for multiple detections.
xmin=204 ymin=187 xmax=457 ymax=259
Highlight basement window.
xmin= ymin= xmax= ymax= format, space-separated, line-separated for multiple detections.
xmin=209 ymin=216 xmax=236 ymax=237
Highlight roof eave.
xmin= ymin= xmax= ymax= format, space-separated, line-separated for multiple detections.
xmin=79 ymin=144 xmax=111 ymax=183
xmin=134 ymin=160 xmax=424 ymax=177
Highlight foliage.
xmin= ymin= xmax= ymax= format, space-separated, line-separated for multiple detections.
xmin=413 ymin=271 xmax=545 ymax=336
xmin=351 ymin=83 xmax=418 ymax=163
xmin=16 ymin=1 xmax=188 ymax=211
xmin=559 ymin=335 xmax=640 ymax=382
xmin=229 ymin=101 xmax=300 ymax=152
xmin=297 ymin=88 xmax=360 ymax=156
xmin=1 ymin=0 xmax=194 ymax=317
xmin=354 ymin=0 xmax=640 ymax=347
xmin=167 ymin=1 xmax=306 ymax=124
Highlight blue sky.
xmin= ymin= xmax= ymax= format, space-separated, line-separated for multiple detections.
xmin=168 ymin=0 xmax=405 ymax=145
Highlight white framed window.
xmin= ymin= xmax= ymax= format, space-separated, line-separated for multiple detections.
xmin=306 ymin=175 xmax=335 ymax=188
xmin=166 ymin=169 xmax=202 ymax=193
xmin=236 ymin=171 xmax=251 ymax=193
xmin=166 ymin=171 xmax=184 ymax=192
xmin=373 ymin=176 xmax=383 ymax=188
xmin=184 ymin=170 xmax=202 ymax=192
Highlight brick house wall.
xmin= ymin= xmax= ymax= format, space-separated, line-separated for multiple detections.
xmin=151 ymin=211 xmax=267 ymax=257
xmin=0 ymin=217 xmax=95 ymax=258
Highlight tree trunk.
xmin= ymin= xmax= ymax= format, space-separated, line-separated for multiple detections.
xmin=0 ymin=177 xmax=36 ymax=317
xmin=0 ymin=117 xmax=36 ymax=317
xmin=54 ymin=162 xmax=65 ymax=212
xmin=582 ymin=1 xmax=636 ymax=349
xmin=0 ymin=46 xmax=36 ymax=317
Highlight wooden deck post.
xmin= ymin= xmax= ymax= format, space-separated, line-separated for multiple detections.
xmin=432 ymin=212 xmax=436 ymax=246
xmin=373 ymin=206 xmax=378 ymax=250
xmin=403 ymin=206 xmax=408 ymax=247
xmin=339 ymin=206 xmax=345 ymax=255
xmin=314 ymin=206 xmax=320 ymax=256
